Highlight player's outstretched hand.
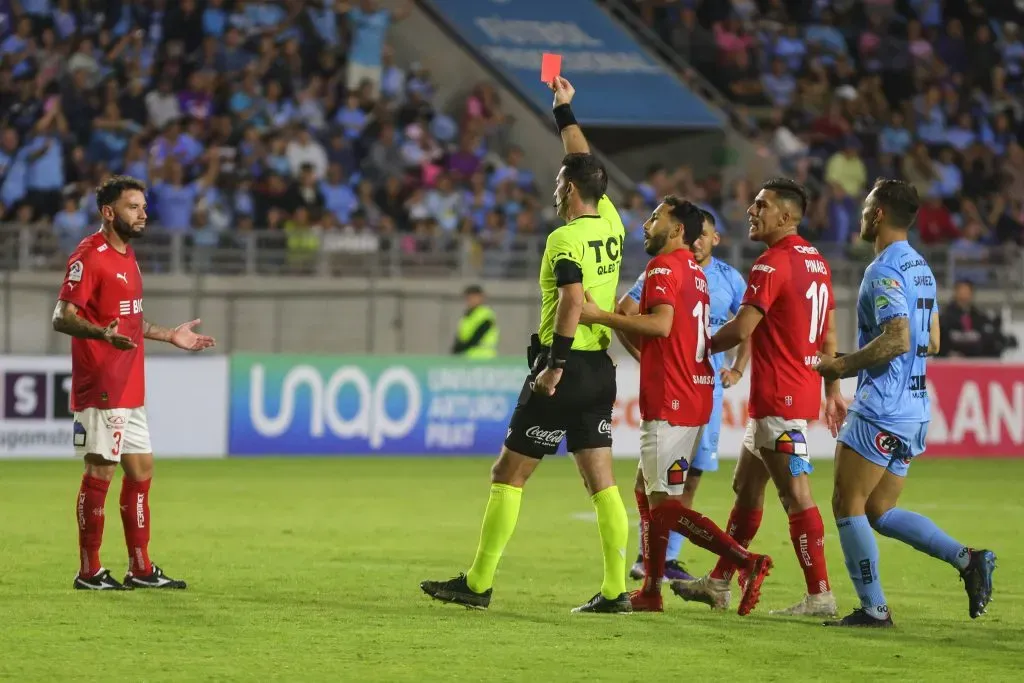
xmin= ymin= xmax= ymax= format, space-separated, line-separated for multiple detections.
xmin=103 ymin=318 xmax=137 ymax=350
xmin=170 ymin=318 xmax=217 ymax=352
xmin=551 ymin=76 xmax=575 ymax=108
xmin=578 ymin=290 xmax=603 ymax=325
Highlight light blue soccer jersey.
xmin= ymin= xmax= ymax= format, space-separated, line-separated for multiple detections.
xmin=849 ymin=240 xmax=937 ymax=425
xmin=628 ymin=256 xmax=745 ymax=392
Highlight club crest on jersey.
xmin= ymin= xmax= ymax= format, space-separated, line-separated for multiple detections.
xmin=119 ymin=298 xmax=143 ymax=316
xmin=775 ymin=431 xmax=807 ymax=456
xmin=874 ymin=431 xmax=901 ymax=455
xmin=666 ymin=459 xmax=688 ymax=486
xmin=68 ymin=260 xmax=83 ymax=282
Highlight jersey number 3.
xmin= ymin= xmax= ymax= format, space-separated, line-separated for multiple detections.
xmin=805 ymin=281 xmax=829 ymax=344
xmin=692 ymin=301 xmax=711 ymax=362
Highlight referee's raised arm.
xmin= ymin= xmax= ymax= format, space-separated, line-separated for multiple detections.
xmin=551 ymin=77 xmax=589 ymax=155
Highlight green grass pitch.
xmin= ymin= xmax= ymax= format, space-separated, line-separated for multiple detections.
xmin=0 ymin=457 xmax=1021 ymax=682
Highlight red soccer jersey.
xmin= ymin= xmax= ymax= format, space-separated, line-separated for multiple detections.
xmin=638 ymin=249 xmax=715 ymax=427
xmin=58 ymin=231 xmax=146 ymax=411
xmin=741 ymin=234 xmax=833 ymax=420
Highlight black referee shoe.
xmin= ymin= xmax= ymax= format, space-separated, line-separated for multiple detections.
xmin=571 ymin=592 xmax=633 ymax=614
xmin=421 ymin=573 xmax=492 ymax=609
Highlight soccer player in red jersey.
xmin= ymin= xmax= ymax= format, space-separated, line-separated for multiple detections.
xmin=673 ymin=178 xmax=846 ymax=616
xmin=53 ymin=175 xmax=216 ymax=590
xmin=580 ymin=196 xmax=773 ymax=615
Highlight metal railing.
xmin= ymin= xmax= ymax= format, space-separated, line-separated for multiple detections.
xmin=3 ymin=223 xmax=1021 ymax=290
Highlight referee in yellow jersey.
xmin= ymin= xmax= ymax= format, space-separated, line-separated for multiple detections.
xmin=422 ymin=77 xmax=631 ymax=614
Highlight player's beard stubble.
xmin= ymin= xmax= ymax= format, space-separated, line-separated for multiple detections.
xmin=111 ymin=213 xmax=143 ymax=242
xmin=644 ymin=232 xmax=668 ymax=256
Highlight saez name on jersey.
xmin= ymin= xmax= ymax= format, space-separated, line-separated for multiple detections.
xmin=119 ymin=298 xmax=144 ymax=316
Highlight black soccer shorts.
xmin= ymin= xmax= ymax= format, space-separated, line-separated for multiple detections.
xmin=503 ymin=350 xmax=617 ymax=459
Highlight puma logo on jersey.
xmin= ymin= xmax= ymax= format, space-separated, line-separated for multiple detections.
xmin=655 ymin=285 xmax=667 ymax=294
xmin=116 ymin=272 xmax=128 ymax=284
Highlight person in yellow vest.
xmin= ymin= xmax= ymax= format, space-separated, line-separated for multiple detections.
xmin=451 ymin=285 xmax=499 ymax=359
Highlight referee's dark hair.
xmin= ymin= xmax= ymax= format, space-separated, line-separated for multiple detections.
xmin=761 ymin=176 xmax=808 ymax=217
xmin=871 ymin=178 xmax=920 ymax=229
xmin=663 ymin=195 xmax=704 ymax=247
xmin=96 ymin=175 xmax=147 ymax=210
xmin=561 ymin=153 xmax=607 ymax=204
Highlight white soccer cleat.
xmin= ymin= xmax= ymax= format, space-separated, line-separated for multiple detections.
xmin=769 ymin=591 xmax=837 ymax=617
xmin=669 ymin=574 xmax=731 ymax=611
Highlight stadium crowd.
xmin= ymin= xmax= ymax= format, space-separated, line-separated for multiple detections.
xmin=1 ymin=0 xmax=1023 ymax=280
xmin=0 ymin=0 xmax=552 ymax=271
xmin=624 ymin=0 xmax=1024 ymax=272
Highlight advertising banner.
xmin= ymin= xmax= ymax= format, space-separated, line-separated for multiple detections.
xmin=228 ymin=355 xmax=528 ymax=455
xmin=0 ymin=356 xmax=228 ymax=459
xmin=424 ymin=0 xmax=723 ymax=129
xmin=612 ymin=360 xmax=1024 ymax=459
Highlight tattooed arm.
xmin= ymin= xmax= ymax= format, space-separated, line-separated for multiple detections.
xmin=142 ymin=319 xmax=174 ymax=343
xmin=832 ymin=317 xmax=911 ymax=379
xmin=52 ymin=301 xmax=135 ymax=349
xmin=52 ymin=301 xmax=108 ymax=339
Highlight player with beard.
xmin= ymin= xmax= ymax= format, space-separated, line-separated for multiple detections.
xmin=53 ymin=175 xmax=216 ymax=590
xmin=619 ymin=210 xmax=749 ymax=583
xmin=579 ymin=196 xmax=773 ymax=614
xmin=814 ymin=179 xmax=996 ymax=627
xmin=673 ymin=178 xmax=845 ymax=616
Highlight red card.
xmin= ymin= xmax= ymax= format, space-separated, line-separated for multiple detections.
xmin=540 ymin=53 xmax=562 ymax=84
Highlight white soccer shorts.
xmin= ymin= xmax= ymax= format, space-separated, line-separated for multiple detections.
xmin=639 ymin=419 xmax=705 ymax=496
xmin=742 ymin=416 xmax=810 ymax=466
xmin=73 ymin=407 xmax=152 ymax=462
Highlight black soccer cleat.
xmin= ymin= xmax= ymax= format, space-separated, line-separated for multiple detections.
xmin=420 ymin=573 xmax=492 ymax=609
xmin=124 ymin=565 xmax=187 ymax=589
xmin=960 ymin=549 xmax=997 ymax=619
xmin=571 ymin=592 xmax=633 ymax=614
xmin=73 ymin=568 xmax=129 ymax=591
xmin=824 ymin=608 xmax=894 ymax=628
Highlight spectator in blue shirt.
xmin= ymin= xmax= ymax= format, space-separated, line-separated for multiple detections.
xmin=878 ymin=111 xmax=913 ymax=155
xmin=773 ymin=24 xmax=807 ymax=72
xmin=933 ymin=147 xmax=963 ymax=199
xmin=321 ymin=162 xmax=359 ymax=224
xmin=761 ymin=58 xmax=796 ymax=108
xmin=203 ymin=0 xmax=229 ymax=37
xmin=335 ymin=93 xmax=368 ymax=141
xmin=53 ymin=194 xmax=88 ymax=255
xmin=345 ymin=0 xmax=410 ymax=97
xmin=150 ymin=158 xmax=218 ymax=232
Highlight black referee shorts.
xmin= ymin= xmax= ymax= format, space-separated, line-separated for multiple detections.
xmin=503 ymin=349 xmax=617 ymax=459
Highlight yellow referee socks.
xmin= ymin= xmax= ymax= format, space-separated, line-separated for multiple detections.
xmin=466 ymin=483 xmax=523 ymax=594
xmin=591 ymin=485 xmax=629 ymax=599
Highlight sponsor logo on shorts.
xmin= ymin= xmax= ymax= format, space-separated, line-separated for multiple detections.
xmin=73 ymin=421 xmax=87 ymax=447
xmin=597 ymin=420 xmax=612 ymax=436
xmin=874 ymin=431 xmax=900 ymax=455
xmin=775 ymin=430 xmax=807 ymax=456
xmin=524 ymin=426 xmax=566 ymax=446
xmin=105 ymin=415 xmax=126 ymax=429
xmin=666 ymin=459 xmax=688 ymax=486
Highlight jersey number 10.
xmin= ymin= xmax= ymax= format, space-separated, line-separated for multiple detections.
xmin=805 ymin=281 xmax=829 ymax=344
xmin=692 ymin=301 xmax=712 ymax=362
